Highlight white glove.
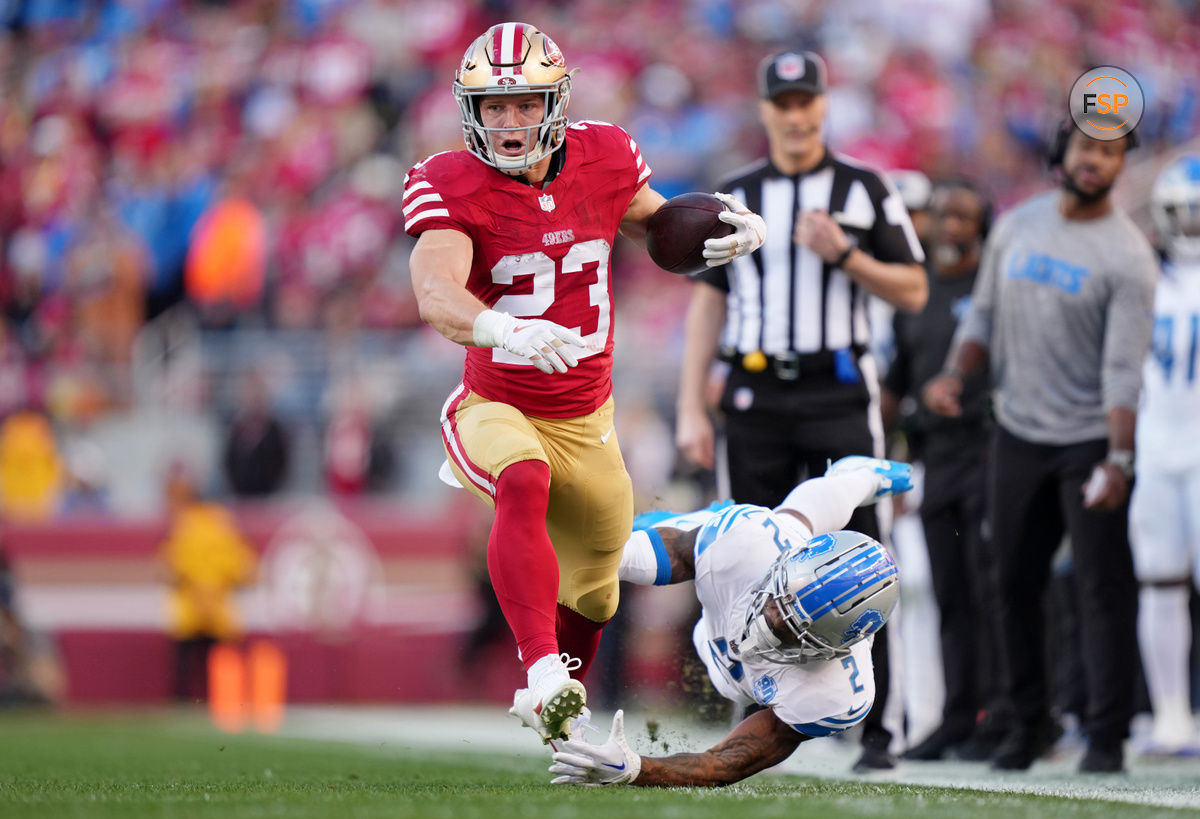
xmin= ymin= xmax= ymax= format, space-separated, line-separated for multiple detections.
xmin=548 ymin=709 xmax=641 ymax=786
xmin=702 ymin=192 xmax=766 ymax=268
xmin=472 ymin=309 xmax=586 ymax=374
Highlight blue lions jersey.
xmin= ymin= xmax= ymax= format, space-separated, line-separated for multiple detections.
xmin=690 ymin=504 xmax=876 ymax=738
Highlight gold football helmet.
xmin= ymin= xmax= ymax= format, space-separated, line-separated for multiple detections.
xmin=453 ymin=22 xmax=575 ymax=175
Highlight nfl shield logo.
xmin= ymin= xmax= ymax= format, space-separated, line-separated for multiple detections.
xmin=778 ymin=53 xmax=805 ymax=81
xmin=539 ymin=193 xmax=556 ymax=212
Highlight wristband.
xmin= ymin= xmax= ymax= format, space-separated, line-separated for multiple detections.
xmin=1106 ymin=449 xmax=1134 ymax=479
xmin=944 ymin=365 xmax=965 ymax=382
xmin=617 ymin=530 xmax=671 ymax=586
xmin=831 ymin=244 xmax=855 ymax=268
xmin=472 ymin=309 xmax=512 ymax=348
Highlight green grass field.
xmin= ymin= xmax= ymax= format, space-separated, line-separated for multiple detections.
xmin=0 ymin=710 xmax=1195 ymax=819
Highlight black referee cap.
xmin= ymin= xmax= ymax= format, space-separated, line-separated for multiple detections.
xmin=758 ymin=51 xmax=827 ymax=99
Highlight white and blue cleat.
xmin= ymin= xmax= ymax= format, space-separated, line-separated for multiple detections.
xmin=825 ymin=456 xmax=914 ymax=503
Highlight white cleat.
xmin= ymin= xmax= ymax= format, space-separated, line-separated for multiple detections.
xmin=510 ymin=687 xmax=549 ymax=739
xmin=548 ymin=706 xmax=595 ymax=752
xmin=826 ymin=456 xmax=914 ymax=503
xmin=1137 ymin=719 xmax=1200 ymax=758
xmin=509 ymin=654 xmax=587 ymax=744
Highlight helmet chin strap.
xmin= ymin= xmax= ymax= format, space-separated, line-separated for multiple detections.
xmin=730 ymin=613 xmax=782 ymax=661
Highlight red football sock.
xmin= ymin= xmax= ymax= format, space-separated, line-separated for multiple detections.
xmin=556 ymin=604 xmax=608 ymax=680
xmin=487 ymin=460 xmax=559 ymax=671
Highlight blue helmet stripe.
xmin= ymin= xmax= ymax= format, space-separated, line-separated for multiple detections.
xmin=803 ymin=564 xmax=898 ymax=620
xmin=793 ymin=543 xmax=897 ymax=620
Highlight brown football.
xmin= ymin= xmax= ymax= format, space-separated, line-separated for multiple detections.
xmin=645 ymin=193 xmax=735 ymax=275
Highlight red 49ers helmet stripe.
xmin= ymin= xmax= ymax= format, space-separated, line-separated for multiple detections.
xmin=492 ymin=22 xmax=527 ymax=76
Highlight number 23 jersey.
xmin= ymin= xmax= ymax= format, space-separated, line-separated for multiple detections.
xmin=403 ymin=121 xmax=652 ymax=417
xmin=690 ymin=505 xmax=876 ymax=738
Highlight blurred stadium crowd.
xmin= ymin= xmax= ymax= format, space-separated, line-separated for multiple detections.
xmin=0 ymin=0 xmax=1196 ymax=517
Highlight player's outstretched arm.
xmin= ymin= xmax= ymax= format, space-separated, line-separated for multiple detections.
xmin=551 ymin=708 xmax=802 ymax=787
xmin=618 ymin=526 xmax=698 ymax=586
xmin=636 ymin=708 xmax=803 ymax=787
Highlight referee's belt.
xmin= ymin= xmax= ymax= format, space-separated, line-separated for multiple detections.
xmin=723 ymin=346 xmax=866 ymax=382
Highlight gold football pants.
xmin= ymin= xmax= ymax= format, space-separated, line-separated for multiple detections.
xmin=441 ymin=387 xmax=632 ymax=622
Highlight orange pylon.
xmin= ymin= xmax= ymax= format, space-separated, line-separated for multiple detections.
xmin=207 ymin=643 xmax=247 ymax=733
xmin=207 ymin=640 xmax=288 ymax=734
xmin=249 ymin=640 xmax=287 ymax=734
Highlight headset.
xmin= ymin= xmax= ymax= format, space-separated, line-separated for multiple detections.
xmin=931 ymin=177 xmax=994 ymax=240
xmin=1047 ymin=118 xmax=1140 ymax=168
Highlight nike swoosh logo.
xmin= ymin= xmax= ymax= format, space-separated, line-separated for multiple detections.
xmin=846 ymin=701 xmax=869 ymax=718
xmin=600 ymin=426 xmax=614 ymax=444
xmin=601 ymin=761 xmax=626 ymax=771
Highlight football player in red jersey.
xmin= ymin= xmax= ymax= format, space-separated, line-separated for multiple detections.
xmin=403 ymin=22 xmax=764 ymax=744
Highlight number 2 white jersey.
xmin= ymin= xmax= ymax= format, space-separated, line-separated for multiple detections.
xmin=1137 ymin=261 xmax=1200 ymax=474
xmin=690 ymin=504 xmax=876 ymax=738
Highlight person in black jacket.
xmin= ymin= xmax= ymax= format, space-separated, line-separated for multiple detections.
xmin=223 ymin=369 xmax=290 ymax=497
xmin=882 ymin=179 xmax=1001 ymax=760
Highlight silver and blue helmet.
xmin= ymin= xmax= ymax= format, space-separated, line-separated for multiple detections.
xmin=731 ymin=530 xmax=899 ymax=664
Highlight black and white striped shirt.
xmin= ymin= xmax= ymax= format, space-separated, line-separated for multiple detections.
xmin=697 ymin=151 xmax=924 ymax=356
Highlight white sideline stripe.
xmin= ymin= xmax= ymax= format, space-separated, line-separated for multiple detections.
xmin=281 ymin=706 xmax=1200 ymax=809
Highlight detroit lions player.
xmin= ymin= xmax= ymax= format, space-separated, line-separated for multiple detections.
xmin=1130 ymin=155 xmax=1200 ymax=755
xmin=545 ymin=456 xmax=909 ymax=786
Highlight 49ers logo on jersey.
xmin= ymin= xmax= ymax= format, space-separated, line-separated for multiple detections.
xmin=542 ymin=229 xmax=575 ymax=246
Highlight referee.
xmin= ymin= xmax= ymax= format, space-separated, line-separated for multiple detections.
xmin=676 ymin=50 xmax=927 ymax=772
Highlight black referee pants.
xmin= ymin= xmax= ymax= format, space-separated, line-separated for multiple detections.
xmin=986 ymin=426 xmax=1137 ymax=750
xmin=722 ymin=398 xmax=891 ymax=751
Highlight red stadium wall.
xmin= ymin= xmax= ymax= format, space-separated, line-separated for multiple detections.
xmin=3 ymin=497 xmax=529 ymax=705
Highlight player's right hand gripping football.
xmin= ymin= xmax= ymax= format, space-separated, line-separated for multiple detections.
xmin=473 ymin=309 xmax=586 ymax=374
xmin=549 ymin=710 xmax=641 ymax=786
xmin=702 ymin=192 xmax=766 ymax=268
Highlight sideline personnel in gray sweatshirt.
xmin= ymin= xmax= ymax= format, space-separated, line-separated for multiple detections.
xmin=923 ymin=122 xmax=1156 ymax=776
